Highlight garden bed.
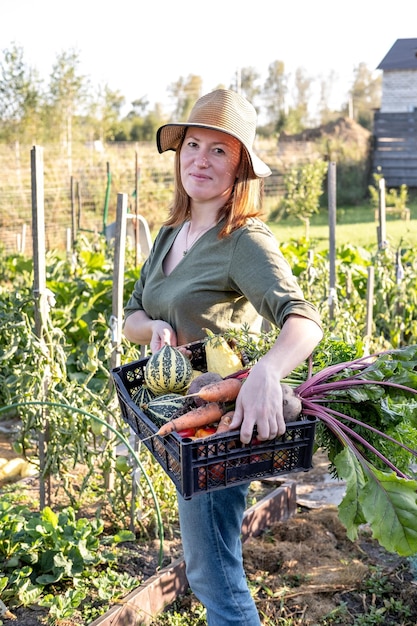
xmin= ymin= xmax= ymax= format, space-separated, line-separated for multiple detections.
xmin=1 ymin=437 xmax=417 ymax=626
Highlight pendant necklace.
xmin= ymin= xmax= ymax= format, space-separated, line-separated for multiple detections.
xmin=183 ymin=221 xmax=215 ymax=256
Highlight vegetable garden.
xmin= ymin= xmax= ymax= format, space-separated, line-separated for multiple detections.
xmin=1 ymin=155 xmax=417 ymax=624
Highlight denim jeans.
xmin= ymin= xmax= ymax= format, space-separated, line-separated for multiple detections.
xmin=177 ymin=484 xmax=262 ymax=626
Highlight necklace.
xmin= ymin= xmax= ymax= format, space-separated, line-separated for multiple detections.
xmin=183 ymin=222 xmax=215 ymax=256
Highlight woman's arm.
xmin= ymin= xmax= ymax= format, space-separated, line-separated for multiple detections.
xmin=123 ymin=310 xmax=178 ymax=353
xmin=230 ymin=314 xmax=323 ymax=444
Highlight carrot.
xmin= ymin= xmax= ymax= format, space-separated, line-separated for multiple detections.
xmin=215 ymin=410 xmax=235 ymax=434
xmin=157 ymin=402 xmax=226 ymax=437
xmin=197 ymin=378 xmax=242 ymax=403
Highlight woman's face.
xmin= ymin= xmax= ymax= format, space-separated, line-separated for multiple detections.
xmin=180 ymin=127 xmax=242 ymax=206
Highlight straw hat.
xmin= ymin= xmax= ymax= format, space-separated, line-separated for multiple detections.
xmin=156 ymin=89 xmax=271 ymax=179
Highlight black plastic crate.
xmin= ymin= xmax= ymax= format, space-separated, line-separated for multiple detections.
xmin=111 ymin=342 xmax=317 ymax=499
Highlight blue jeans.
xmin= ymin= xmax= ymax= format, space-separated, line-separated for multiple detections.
xmin=177 ymin=484 xmax=262 ymax=626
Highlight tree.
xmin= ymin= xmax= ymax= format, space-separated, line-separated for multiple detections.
xmin=0 ymin=43 xmax=43 ymax=142
xmin=292 ymin=67 xmax=313 ymax=128
xmin=349 ymin=62 xmax=381 ymax=130
xmin=88 ymin=84 xmax=125 ymax=142
xmin=168 ymin=75 xmax=203 ymax=121
xmin=45 ymin=49 xmax=88 ymax=150
xmin=277 ymin=67 xmax=314 ymax=134
xmin=317 ymin=70 xmax=339 ymax=125
xmin=262 ymin=60 xmax=287 ymax=133
xmin=235 ymin=66 xmax=261 ymax=107
xmin=128 ymin=96 xmax=149 ymax=117
xmin=138 ymin=107 xmax=166 ymax=142
xmin=281 ymin=160 xmax=328 ymax=239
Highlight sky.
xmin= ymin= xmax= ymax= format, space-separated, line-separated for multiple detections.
xmin=1 ymin=0 xmax=416 ymax=120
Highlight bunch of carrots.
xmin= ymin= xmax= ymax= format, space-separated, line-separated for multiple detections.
xmin=156 ymin=376 xmax=243 ymax=438
xmin=151 ymin=373 xmax=303 ymax=439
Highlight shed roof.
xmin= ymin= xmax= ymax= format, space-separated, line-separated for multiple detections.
xmin=377 ymin=38 xmax=417 ymax=70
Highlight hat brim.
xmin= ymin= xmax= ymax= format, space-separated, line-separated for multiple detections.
xmin=156 ymin=123 xmax=271 ymax=179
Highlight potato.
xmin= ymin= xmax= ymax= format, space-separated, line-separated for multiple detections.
xmin=281 ymin=383 xmax=303 ymax=422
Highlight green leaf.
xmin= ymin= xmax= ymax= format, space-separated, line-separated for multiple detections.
xmin=17 ymin=583 xmax=44 ymax=606
xmin=42 ymin=507 xmax=58 ymax=529
xmin=334 ymin=447 xmax=417 ymax=555
xmin=36 ymin=571 xmax=64 ymax=584
xmin=112 ymin=530 xmax=136 ymax=544
xmin=334 ymin=448 xmax=367 ymax=540
xmin=360 ymin=468 xmax=417 ymax=556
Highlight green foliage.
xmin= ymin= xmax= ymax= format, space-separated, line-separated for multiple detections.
xmin=329 ymin=161 xmax=371 ymax=206
xmin=147 ymin=595 xmax=207 ymax=625
xmin=0 ymin=502 xmax=137 ymax=621
xmin=2 ymin=228 xmax=417 ymax=621
xmin=277 ymin=160 xmax=328 ymax=237
xmin=282 ymin=240 xmax=417 ymax=351
xmin=368 ymin=167 xmax=408 ymax=210
xmin=296 ymin=344 xmax=417 ymax=556
xmin=336 ymin=448 xmax=417 ymax=555
xmin=350 ymin=62 xmax=382 ymax=132
xmin=0 ymin=237 xmax=144 ymax=514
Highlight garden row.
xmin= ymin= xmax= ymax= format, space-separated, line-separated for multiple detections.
xmin=1 ymin=230 xmax=417 ymax=623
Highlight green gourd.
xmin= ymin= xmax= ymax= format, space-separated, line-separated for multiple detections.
xmin=143 ymin=393 xmax=186 ymax=427
xmin=131 ymin=385 xmax=156 ymax=409
xmin=144 ymin=345 xmax=193 ymax=395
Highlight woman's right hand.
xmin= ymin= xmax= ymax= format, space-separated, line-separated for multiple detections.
xmin=149 ymin=321 xmax=178 ymax=353
xmin=123 ymin=310 xmax=177 ymax=353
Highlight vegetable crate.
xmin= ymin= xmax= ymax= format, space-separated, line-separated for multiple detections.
xmin=111 ymin=341 xmax=317 ymax=500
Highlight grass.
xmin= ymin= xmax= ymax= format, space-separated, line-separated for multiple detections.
xmin=143 ymin=201 xmax=417 ymax=255
xmin=266 ymin=200 xmax=417 ymax=251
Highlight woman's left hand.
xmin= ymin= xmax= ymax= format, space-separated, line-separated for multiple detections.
xmin=229 ymin=315 xmax=322 ymax=444
xmin=229 ymin=362 xmax=285 ymax=444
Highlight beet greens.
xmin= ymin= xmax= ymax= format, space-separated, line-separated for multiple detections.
xmin=294 ymin=344 xmax=417 ymax=556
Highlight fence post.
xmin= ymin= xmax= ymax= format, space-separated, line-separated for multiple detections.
xmin=103 ymin=162 xmax=112 ymax=234
xmin=106 ymin=192 xmax=128 ymax=491
xmin=377 ymin=178 xmax=387 ymax=248
xmin=364 ymin=266 xmax=375 ymax=355
xmin=70 ymin=176 xmax=76 ymax=248
xmin=31 ymin=145 xmax=49 ymax=508
xmin=328 ymin=162 xmax=337 ymax=320
xmin=134 ymin=151 xmax=141 ymax=266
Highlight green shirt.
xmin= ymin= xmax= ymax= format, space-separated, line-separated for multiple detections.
xmin=124 ymin=218 xmax=321 ymax=346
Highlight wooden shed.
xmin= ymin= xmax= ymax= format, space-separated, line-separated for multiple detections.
xmin=372 ymin=38 xmax=417 ymax=187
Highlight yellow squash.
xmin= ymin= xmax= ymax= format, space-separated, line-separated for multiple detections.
xmin=204 ymin=330 xmax=243 ymax=377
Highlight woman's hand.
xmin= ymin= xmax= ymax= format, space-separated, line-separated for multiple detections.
xmin=123 ymin=311 xmax=178 ymax=353
xmin=149 ymin=321 xmax=178 ymax=353
xmin=229 ymin=315 xmax=323 ymax=444
xmin=230 ymin=362 xmax=285 ymax=444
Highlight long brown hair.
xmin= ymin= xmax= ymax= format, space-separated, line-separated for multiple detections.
xmin=163 ymin=134 xmax=265 ymax=238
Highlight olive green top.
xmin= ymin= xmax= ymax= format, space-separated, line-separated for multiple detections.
xmin=124 ymin=218 xmax=322 ymax=346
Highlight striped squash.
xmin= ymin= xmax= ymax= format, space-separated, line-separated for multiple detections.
xmin=131 ymin=385 xmax=156 ymax=409
xmin=144 ymin=393 xmax=186 ymax=427
xmin=144 ymin=345 xmax=193 ymax=395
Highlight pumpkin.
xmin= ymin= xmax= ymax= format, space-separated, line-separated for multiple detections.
xmin=144 ymin=345 xmax=193 ymax=395
xmin=131 ymin=385 xmax=156 ymax=409
xmin=143 ymin=393 xmax=187 ymax=427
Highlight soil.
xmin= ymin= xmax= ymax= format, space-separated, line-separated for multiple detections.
xmin=242 ymin=508 xmax=417 ymax=625
xmin=1 ymin=430 xmax=417 ymax=626
xmin=155 ymin=454 xmax=417 ymax=625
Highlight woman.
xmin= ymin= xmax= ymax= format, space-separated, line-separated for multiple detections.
xmin=124 ymin=89 xmax=323 ymax=625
